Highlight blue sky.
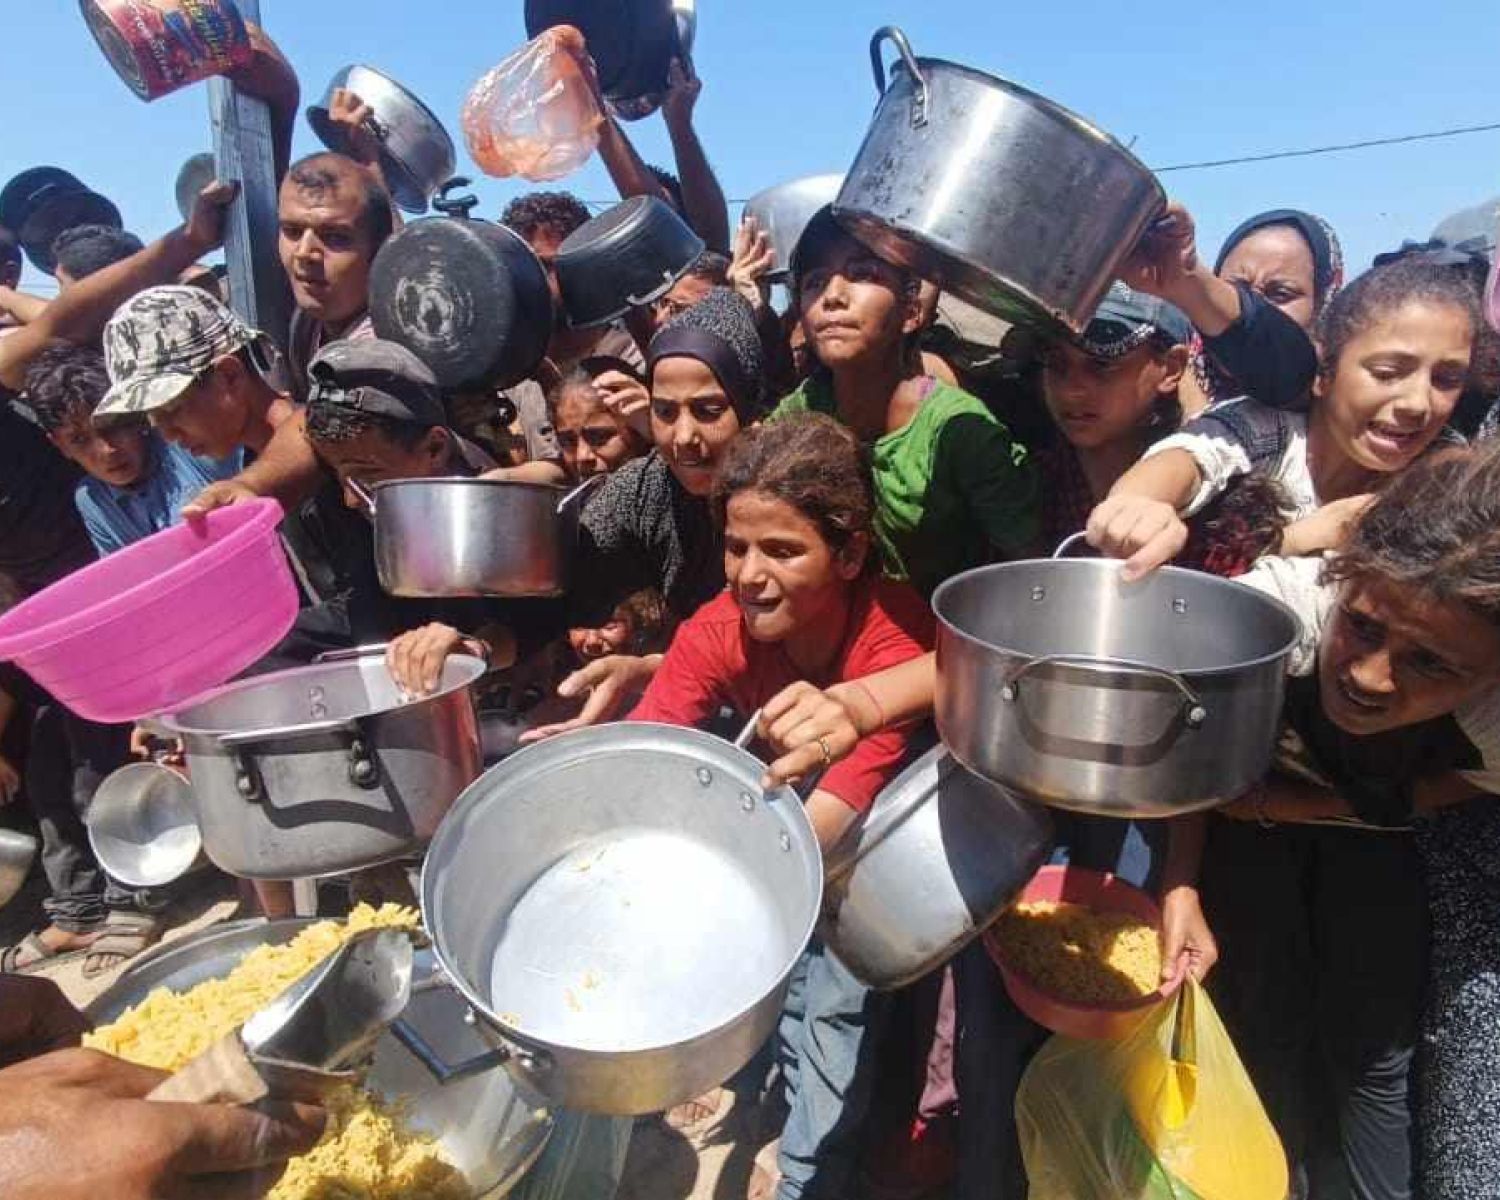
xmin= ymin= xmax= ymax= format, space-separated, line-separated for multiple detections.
xmin=6 ymin=1 xmax=1497 ymax=293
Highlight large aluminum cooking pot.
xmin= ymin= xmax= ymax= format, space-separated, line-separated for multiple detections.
xmin=933 ymin=559 xmax=1299 ymax=816
xmin=420 ymin=722 xmax=823 ymax=1115
xmin=821 ymin=744 xmax=1054 ymax=991
xmin=834 ymin=27 xmax=1165 ymax=334
xmin=742 ymin=173 xmax=844 ymax=282
xmin=308 ymin=65 xmax=458 ymax=214
xmin=88 ymin=919 xmax=555 ymax=1199
xmin=350 ymin=474 xmax=602 ymax=599
xmin=158 ymin=648 xmax=485 ymax=879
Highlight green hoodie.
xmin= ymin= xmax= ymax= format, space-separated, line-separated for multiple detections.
xmin=774 ymin=375 xmax=1039 ymax=596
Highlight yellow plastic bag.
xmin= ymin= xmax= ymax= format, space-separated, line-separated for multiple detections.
xmin=1016 ymin=980 xmax=1288 ymax=1200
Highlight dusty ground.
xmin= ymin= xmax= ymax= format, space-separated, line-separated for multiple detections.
xmin=2 ymin=866 xmax=777 ymax=1200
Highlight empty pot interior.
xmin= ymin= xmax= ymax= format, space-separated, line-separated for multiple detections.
xmin=427 ymin=728 xmax=822 ymax=1054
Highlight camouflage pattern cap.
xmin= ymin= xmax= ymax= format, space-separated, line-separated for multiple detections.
xmin=95 ymin=285 xmax=264 ymax=420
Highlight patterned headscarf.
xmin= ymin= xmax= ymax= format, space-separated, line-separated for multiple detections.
xmin=1192 ymin=209 xmax=1345 ymax=405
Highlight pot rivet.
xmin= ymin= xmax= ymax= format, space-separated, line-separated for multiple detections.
xmin=1000 ymin=684 xmax=1017 ymax=703
xmin=741 ymin=792 xmax=756 ymax=812
xmin=1030 ymin=586 xmax=1046 ymax=602
xmin=235 ymin=772 xmax=256 ymax=798
xmin=779 ymin=831 xmax=792 ymax=852
xmin=463 ymin=1008 xmax=478 ymax=1027
xmin=696 ymin=767 xmax=713 ymax=787
xmin=1173 ymin=597 xmax=1188 ymax=615
xmin=1187 ymin=705 xmax=1208 ymax=728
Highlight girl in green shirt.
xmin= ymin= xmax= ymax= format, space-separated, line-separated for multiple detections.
xmin=773 ymin=208 xmax=1039 ymax=596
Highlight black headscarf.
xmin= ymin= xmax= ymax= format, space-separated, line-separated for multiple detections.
xmin=1215 ymin=209 xmax=1345 ymax=312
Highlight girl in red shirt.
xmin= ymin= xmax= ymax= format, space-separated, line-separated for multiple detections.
xmin=631 ymin=411 xmax=934 ymax=853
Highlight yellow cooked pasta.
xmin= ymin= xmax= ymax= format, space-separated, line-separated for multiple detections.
xmin=86 ymin=903 xmax=472 ymax=1200
xmin=991 ymin=899 xmax=1162 ymax=1006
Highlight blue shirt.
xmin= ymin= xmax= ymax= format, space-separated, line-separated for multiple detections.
xmin=74 ymin=437 xmax=243 ymax=556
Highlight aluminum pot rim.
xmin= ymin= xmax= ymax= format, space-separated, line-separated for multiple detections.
xmin=931 ymin=558 xmax=1303 ymax=680
xmin=370 ymin=475 xmax=574 ymax=501
xmin=158 ymin=653 xmax=486 ymax=738
xmin=875 ymin=53 xmax=1164 ymax=190
xmin=420 ymin=722 xmax=824 ymax=1063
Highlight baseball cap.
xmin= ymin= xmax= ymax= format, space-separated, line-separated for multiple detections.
xmin=96 ymin=285 xmax=264 ymax=420
xmin=306 ymin=339 xmax=448 ymax=428
xmin=1077 ymin=282 xmax=1193 ymax=359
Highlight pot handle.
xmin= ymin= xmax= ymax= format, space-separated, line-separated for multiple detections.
xmin=869 ymin=26 xmax=930 ymax=127
xmin=1001 ymin=653 xmax=1208 ymax=729
xmin=1052 ymin=531 xmax=1096 ymax=559
xmin=389 ymin=1015 xmax=515 ymax=1085
xmin=555 ymin=471 xmax=607 ymax=517
xmin=215 ymin=717 xmax=363 ymax=750
xmin=345 ymin=477 xmax=377 ymax=519
xmin=313 ymin=644 xmax=392 ymax=665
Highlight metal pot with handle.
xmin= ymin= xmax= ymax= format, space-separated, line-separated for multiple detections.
xmin=307 ymin=65 xmax=458 ymax=214
xmin=834 ymin=26 xmax=1165 ymax=334
xmin=932 ymin=548 xmax=1300 ymax=817
xmin=416 ymin=721 xmax=823 ymax=1115
xmin=820 ymin=745 xmax=1054 ymax=991
xmin=157 ymin=647 xmax=485 ymax=879
xmin=349 ymin=473 xmax=604 ymax=599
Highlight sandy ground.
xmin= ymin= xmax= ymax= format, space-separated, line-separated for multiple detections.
xmin=1 ymin=865 xmax=776 ymax=1200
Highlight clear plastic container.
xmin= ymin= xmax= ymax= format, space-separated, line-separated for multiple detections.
xmin=462 ymin=26 xmax=603 ymax=183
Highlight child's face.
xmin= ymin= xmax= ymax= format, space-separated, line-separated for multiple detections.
xmin=1041 ymin=340 xmax=1183 ymax=451
xmin=797 ymin=238 xmax=921 ymax=371
xmin=568 ymin=611 xmax=634 ymax=662
xmin=724 ymin=489 xmax=864 ymax=646
xmin=149 ymin=357 xmax=246 ymax=460
xmin=1320 ymin=576 xmax=1500 ymax=736
xmin=1315 ymin=300 xmax=1472 ymax=476
xmin=313 ymin=426 xmax=451 ymax=509
xmin=555 ymin=386 xmax=639 ymax=480
xmin=648 ymin=357 xmax=742 ymax=497
xmin=50 ymin=412 xmax=149 ymax=488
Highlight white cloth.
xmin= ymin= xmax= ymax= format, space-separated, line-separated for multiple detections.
xmin=1143 ymin=402 xmax=1316 ymax=518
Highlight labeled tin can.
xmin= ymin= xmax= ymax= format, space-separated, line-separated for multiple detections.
xmin=80 ymin=0 xmax=252 ymax=102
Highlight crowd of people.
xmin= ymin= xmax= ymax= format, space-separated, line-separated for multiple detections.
xmin=2 ymin=16 xmax=1500 ymax=1200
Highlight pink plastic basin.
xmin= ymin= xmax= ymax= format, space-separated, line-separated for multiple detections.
xmin=984 ymin=865 xmax=1185 ymax=1040
xmin=0 ymin=499 xmax=298 ymax=723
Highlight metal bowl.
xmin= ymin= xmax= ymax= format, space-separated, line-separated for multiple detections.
xmin=86 ymin=762 xmax=204 ymax=888
xmin=88 ymin=919 xmax=554 ymax=1199
xmin=0 ymin=828 xmax=38 ymax=909
xmin=308 ymin=65 xmax=457 ymax=214
xmin=742 ymin=173 xmax=844 ymax=281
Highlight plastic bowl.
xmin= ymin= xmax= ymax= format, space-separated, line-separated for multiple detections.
xmin=0 ymin=499 xmax=298 ymax=723
xmin=983 ymin=864 xmax=1184 ymax=1040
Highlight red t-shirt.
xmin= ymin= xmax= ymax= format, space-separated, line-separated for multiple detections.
xmin=629 ymin=579 xmax=936 ymax=814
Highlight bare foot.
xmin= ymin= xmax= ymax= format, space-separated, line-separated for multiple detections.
xmin=35 ymin=925 xmax=103 ymax=953
xmin=747 ymin=1139 xmax=781 ymax=1200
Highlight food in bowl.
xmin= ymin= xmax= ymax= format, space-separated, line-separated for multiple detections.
xmin=989 ymin=899 xmax=1162 ymax=1007
xmin=86 ymin=904 xmax=472 ymax=1200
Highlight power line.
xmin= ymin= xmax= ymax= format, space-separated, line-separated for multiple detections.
xmin=1153 ymin=120 xmax=1500 ymax=173
xmin=572 ymin=117 xmax=1500 ymax=206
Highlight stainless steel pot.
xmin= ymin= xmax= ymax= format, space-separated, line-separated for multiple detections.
xmin=88 ymin=920 xmax=554 ymax=1199
xmin=419 ymin=722 xmax=823 ymax=1115
xmin=821 ymin=745 xmax=1054 ymax=991
xmin=742 ymin=173 xmax=844 ymax=282
xmin=834 ymin=27 xmax=1165 ymax=334
xmin=158 ymin=648 xmax=485 ymax=879
xmin=933 ymin=559 xmax=1300 ymax=816
xmin=351 ymin=474 xmax=602 ymax=599
xmin=86 ymin=762 xmax=204 ymax=888
xmin=308 ymin=65 xmax=457 ymax=213
xmin=0 ymin=828 xmax=37 ymax=909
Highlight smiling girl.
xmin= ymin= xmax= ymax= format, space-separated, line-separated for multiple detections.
xmin=1088 ymin=256 xmax=1479 ymax=578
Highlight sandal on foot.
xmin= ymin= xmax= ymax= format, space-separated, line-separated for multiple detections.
xmin=665 ymin=1086 xmax=730 ymax=1133
xmin=0 ymin=932 xmax=63 ymax=972
xmin=82 ymin=911 xmax=161 ymax=979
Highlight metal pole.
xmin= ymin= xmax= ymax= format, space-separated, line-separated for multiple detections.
xmin=208 ymin=0 xmax=291 ymax=349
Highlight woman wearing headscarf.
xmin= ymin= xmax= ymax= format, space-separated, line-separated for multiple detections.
xmin=1125 ymin=203 xmax=1343 ymax=415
